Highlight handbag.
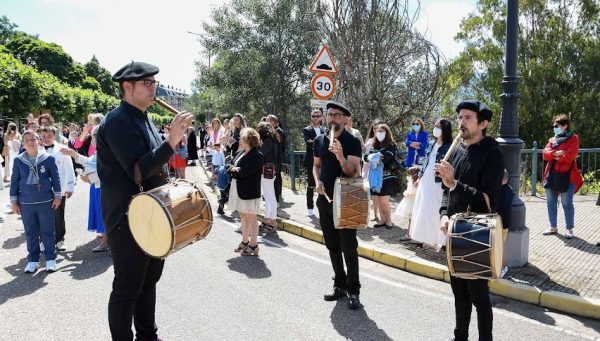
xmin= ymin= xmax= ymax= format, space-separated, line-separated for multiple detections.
xmin=544 ymin=160 xmax=573 ymax=193
xmin=178 ymin=143 xmax=188 ymax=159
xmin=262 ymin=163 xmax=276 ymax=179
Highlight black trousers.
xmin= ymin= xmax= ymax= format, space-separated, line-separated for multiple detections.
xmin=108 ymin=225 xmax=165 ymax=341
xmin=275 ymin=166 xmax=282 ymax=202
xmin=54 ymin=195 xmax=66 ymax=243
xmin=450 ymin=276 xmax=493 ymax=341
xmin=305 ymin=164 xmax=315 ymax=209
xmin=316 ymin=195 xmax=361 ymax=295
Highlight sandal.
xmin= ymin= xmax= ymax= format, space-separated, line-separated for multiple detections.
xmin=399 ymin=235 xmax=411 ymax=242
xmin=241 ymin=244 xmax=259 ymax=256
xmin=264 ymin=224 xmax=278 ymax=233
xmin=234 ymin=241 xmax=249 ymax=252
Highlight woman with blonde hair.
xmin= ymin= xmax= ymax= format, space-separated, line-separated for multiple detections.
xmin=228 ymin=128 xmax=264 ymax=256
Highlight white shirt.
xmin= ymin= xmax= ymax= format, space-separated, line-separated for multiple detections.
xmin=43 ymin=143 xmax=76 ymax=195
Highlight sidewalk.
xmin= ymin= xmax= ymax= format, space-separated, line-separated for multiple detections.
xmin=197 ymin=160 xmax=600 ymax=319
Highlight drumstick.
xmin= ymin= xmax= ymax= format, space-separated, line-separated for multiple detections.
xmin=442 ymin=132 xmax=463 ymax=162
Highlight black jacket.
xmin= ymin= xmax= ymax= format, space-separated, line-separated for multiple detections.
xmin=229 ymin=148 xmax=263 ymax=200
xmin=276 ymin=126 xmax=286 ymax=165
xmin=97 ymin=100 xmax=173 ymax=231
xmin=260 ymin=137 xmax=278 ymax=166
xmin=440 ymin=136 xmax=504 ymax=217
xmin=497 ymin=183 xmax=514 ymax=229
xmin=302 ymin=125 xmax=323 ymax=167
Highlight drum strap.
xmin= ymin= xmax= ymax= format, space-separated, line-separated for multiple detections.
xmin=466 ymin=192 xmax=491 ymax=214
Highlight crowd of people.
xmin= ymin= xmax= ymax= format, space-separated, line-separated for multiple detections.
xmin=0 ymin=59 xmax=596 ymax=341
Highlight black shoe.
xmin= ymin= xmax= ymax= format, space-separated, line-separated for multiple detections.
xmin=347 ymin=294 xmax=362 ymax=310
xmin=374 ymin=223 xmax=385 ymax=228
xmin=324 ymin=287 xmax=347 ymax=301
xmin=217 ymin=204 xmax=225 ymax=215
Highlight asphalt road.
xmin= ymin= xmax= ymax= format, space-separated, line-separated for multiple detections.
xmin=1 ymin=179 xmax=599 ymax=341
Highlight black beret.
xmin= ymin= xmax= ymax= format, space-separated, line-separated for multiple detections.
xmin=456 ymin=100 xmax=493 ymax=121
xmin=112 ymin=61 xmax=159 ymax=82
xmin=326 ymin=101 xmax=352 ymax=116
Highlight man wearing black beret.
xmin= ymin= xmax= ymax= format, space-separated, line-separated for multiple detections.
xmin=313 ymin=101 xmax=363 ymax=310
xmin=435 ymin=100 xmax=504 ymax=341
xmin=97 ymin=61 xmax=193 ymax=340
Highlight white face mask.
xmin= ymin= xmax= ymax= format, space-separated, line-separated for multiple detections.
xmin=433 ymin=127 xmax=442 ymax=138
xmin=376 ymin=132 xmax=386 ymax=142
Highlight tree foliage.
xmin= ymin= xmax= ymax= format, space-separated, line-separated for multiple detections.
xmin=85 ymin=55 xmax=120 ymax=97
xmin=443 ymin=0 xmax=600 ymax=147
xmin=317 ymin=0 xmax=447 ymax=134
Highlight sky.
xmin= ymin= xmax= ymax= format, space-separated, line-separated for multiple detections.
xmin=1 ymin=0 xmax=476 ymax=93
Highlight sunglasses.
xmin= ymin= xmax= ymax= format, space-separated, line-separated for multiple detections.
xmin=311 ymin=115 xmax=322 ymax=118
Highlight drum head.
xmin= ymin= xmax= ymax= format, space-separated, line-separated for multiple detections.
xmin=128 ymin=193 xmax=174 ymax=258
xmin=333 ymin=178 xmax=342 ymax=227
xmin=490 ymin=215 xmax=504 ymax=278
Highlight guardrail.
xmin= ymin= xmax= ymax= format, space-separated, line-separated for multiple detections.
xmin=282 ymin=142 xmax=600 ymax=196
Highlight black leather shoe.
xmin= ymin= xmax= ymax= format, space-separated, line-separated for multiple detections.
xmin=324 ymin=287 xmax=347 ymax=301
xmin=347 ymin=294 xmax=362 ymax=310
xmin=217 ymin=204 xmax=225 ymax=215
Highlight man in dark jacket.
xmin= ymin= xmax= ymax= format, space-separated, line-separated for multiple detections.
xmin=268 ymin=114 xmax=285 ymax=202
xmin=436 ymin=100 xmax=504 ymax=341
xmin=97 ymin=61 xmax=193 ymax=341
xmin=302 ymin=109 xmax=323 ymax=216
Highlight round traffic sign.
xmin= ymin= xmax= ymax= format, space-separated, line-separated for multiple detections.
xmin=310 ymin=74 xmax=336 ymax=100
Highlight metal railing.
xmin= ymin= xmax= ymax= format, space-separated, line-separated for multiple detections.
xmin=282 ymin=141 xmax=600 ymax=196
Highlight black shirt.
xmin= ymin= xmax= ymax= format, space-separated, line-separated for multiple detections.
xmin=97 ymin=100 xmax=174 ymax=231
xmin=313 ymin=129 xmax=361 ymax=198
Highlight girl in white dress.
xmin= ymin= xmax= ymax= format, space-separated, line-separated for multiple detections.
xmin=405 ymin=119 xmax=453 ymax=246
xmin=396 ymin=167 xmax=420 ymax=226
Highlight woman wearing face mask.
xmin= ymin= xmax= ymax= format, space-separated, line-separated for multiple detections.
xmin=402 ymin=119 xmax=453 ymax=246
xmin=404 ymin=118 xmax=428 ymax=167
xmin=362 ymin=122 xmax=381 ymax=222
xmin=365 ymin=124 xmax=399 ymax=229
xmin=541 ymin=114 xmax=583 ymax=239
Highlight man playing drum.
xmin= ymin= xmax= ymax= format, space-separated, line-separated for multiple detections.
xmin=313 ymin=101 xmax=363 ymax=310
xmin=436 ymin=100 xmax=504 ymax=341
xmin=97 ymin=61 xmax=193 ymax=340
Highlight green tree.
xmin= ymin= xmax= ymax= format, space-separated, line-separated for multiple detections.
xmin=85 ymin=55 xmax=119 ymax=97
xmin=0 ymin=15 xmax=18 ymax=44
xmin=443 ymin=0 xmax=600 ymax=147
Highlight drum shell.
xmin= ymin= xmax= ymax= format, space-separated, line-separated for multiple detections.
xmin=446 ymin=214 xmax=503 ymax=280
xmin=128 ymin=179 xmax=213 ymax=258
xmin=333 ymin=177 xmax=371 ymax=229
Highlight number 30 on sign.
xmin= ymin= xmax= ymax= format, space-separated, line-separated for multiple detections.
xmin=310 ymin=74 xmax=336 ymax=100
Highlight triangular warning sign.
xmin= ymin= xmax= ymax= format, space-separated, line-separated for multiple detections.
xmin=309 ymin=45 xmax=338 ymax=74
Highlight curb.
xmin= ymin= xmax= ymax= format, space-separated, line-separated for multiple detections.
xmin=262 ymin=214 xmax=600 ymax=321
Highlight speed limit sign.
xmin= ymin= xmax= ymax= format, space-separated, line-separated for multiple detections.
xmin=310 ymin=74 xmax=336 ymax=100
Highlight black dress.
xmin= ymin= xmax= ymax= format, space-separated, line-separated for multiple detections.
xmin=187 ymin=131 xmax=198 ymax=161
xmin=366 ymin=143 xmax=399 ymax=196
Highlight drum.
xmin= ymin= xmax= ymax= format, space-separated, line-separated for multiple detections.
xmin=446 ymin=213 xmax=504 ymax=280
xmin=333 ymin=177 xmax=371 ymax=229
xmin=128 ymin=179 xmax=213 ymax=259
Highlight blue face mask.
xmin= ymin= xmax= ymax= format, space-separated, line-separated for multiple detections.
xmin=553 ymin=127 xmax=563 ymax=135
xmin=412 ymin=125 xmax=420 ymax=133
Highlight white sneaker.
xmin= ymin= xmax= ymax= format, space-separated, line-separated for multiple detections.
xmin=56 ymin=241 xmax=66 ymax=251
xmin=39 ymin=242 xmax=45 ymax=252
xmin=500 ymin=266 xmax=509 ymax=278
xmin=46 ymin=260 xmax=57 ymax=272
xmin=307 ymin=209 xmax=314 ymax=216
xmin=24 ymin=262 xmax=39 ymax=273
xmin=565 ymin=229 xmax=574 ymax=239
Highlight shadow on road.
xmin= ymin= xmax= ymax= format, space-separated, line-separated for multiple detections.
xmin=0 ymin=258 xmax=49 ymax=304
xmin=330 ymin=299 xmax=393 ymax=341
xmin=58 ymin=239 xmax=113 ymax=280
xmin=2 ymin=231 xmax=25 ymax=250
xmin=226 ymin=255 xmax=271 ymax=279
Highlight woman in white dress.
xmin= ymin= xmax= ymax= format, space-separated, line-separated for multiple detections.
xmin=405 ymin=118 xmax=453 ymax=246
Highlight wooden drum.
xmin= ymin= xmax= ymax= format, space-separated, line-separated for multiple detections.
xmin=446 ymin=213 xmax=504 ymax=280
xmin=333 ymin=177 xmax=371 ymax=229
xmin=128 ymin=179 xmax=213 ymax=259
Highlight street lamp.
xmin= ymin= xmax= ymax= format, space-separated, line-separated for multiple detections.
xmin=497 ymin=0 xmax=528 ymax=266
xmin=187 ymin=31 xmax=212 ymax=68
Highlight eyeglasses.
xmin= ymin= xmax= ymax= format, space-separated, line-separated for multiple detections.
xmin=140 ymin=79 xmax=157 ymax=87
xmin=311 ymin=115 xmax=322 ymax=118
xmin=327 ymin=112 xmax=344 ymax=118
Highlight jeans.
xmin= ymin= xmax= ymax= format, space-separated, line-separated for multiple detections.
xmin=545 ymin=183 xmax=575 ymax=229
xmin=450 ymin=276 xmax=493 ymax=341
xmin=317 ymin=196 xmax=361 ymax=295
xmin=261 ymin=176 xmax=277 ymax=219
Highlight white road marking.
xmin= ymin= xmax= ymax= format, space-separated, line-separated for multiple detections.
xmin=219 ymin=217 xmax=598 ymax=340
